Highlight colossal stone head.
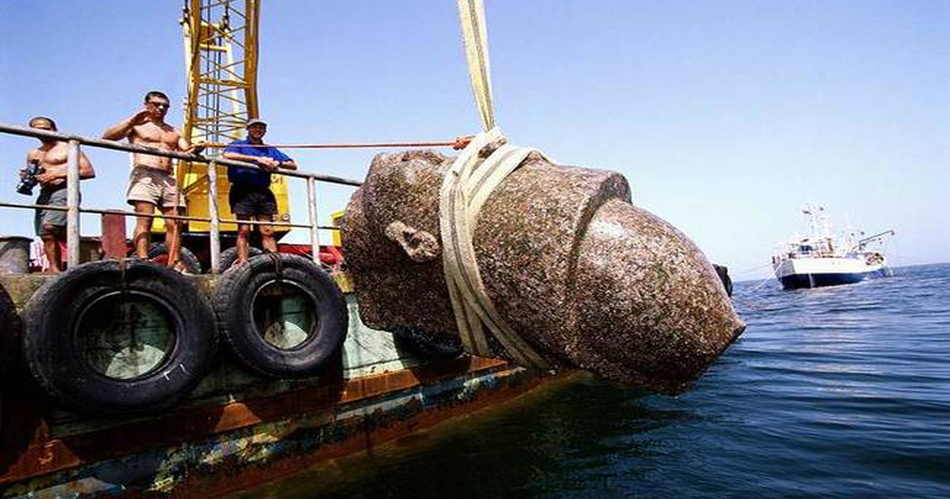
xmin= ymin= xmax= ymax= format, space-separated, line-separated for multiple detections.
xmin=342 ymin=149 xmax=744 ymax=394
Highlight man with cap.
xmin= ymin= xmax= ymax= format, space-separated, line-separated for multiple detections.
xmin=222 ymin=118 xmax=297 ymax=265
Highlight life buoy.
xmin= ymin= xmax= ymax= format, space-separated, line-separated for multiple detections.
xmin=145 ymin=243 xmax=203 ymax=274
xmin=0 ymin=282 xmax=22 ymax=377
xmin=21 ymin=260 xmax=216 ymax=414
xmin=213 ymin=254 xmax=347 ymax=378
xmin=219 ymin=246 xmax=263 ymax=272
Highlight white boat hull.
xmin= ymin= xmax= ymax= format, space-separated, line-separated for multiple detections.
xmin=772 ymin=257 xmax=890 ymax=289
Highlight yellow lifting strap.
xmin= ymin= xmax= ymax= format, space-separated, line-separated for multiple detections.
xmin=456 ymin=0 xmax=496 ymax=131
xmin=439 ymin=128 xmax=552 ymax=369
xmin=446 ymin=0 xmax=553 ymax=369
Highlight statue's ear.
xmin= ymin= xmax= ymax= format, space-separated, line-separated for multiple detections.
xmin=385 ymin=221 xmax=440 ymax=263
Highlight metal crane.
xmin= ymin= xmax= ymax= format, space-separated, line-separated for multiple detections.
xmin=852 ymin=229 xmax=896 ymax=252
xmin=176 ymin=0 xmax=290 ymax=236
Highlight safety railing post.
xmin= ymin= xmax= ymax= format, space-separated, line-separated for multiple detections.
xmin=66 ymin=140 xmax=81 ymax=268
xmin=0 ymin=123 xmax=366 ymax=275
xmin=208 ymin=161 xmax=221 ymax=274
xmin=307 ymin=176 xmax=320 ymax=263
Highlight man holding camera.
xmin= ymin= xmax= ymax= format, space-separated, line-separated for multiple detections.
xmin=102 ymin=91 xmax=203 ymax=272
xmin=22 ymin=117 xmax=96 ymax=273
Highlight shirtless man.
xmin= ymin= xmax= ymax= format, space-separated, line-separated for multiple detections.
xmin=23 ymin=117 xmax=95 ymax=273
xmin=101 ymin=91 xmax=203 ymax=271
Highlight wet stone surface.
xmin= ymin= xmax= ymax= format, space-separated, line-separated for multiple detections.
xmin=341 ymin=150 xmax=745 ymax=394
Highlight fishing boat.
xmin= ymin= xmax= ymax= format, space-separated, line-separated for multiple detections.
xmin=771 ymin=205 xmax=894 ymax=290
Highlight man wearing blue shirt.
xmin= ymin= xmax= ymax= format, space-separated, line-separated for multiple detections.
xmin=222 ymin=119 xmax=297 ymax=265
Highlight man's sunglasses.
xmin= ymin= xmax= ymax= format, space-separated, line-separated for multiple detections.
xmin=148 ymin=101 xmax=170 ymax=108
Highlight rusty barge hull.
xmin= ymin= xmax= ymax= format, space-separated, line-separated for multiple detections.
xmin=0 ymin=276 xmax=553 ymax=499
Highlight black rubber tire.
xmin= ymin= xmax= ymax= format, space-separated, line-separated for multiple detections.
xmin=392 ymin=327 xmax=463 ymax=361
xmin=219 ymin=246 xmax=264 ymax=272
xmin=146 ymin=243 xmax=202 ymax=274
xmin=0 ymin=282 xmax=22 ymax=377
xmin=21 ymin=260 xmax=216 ymax=415
xmin=214 ymin=254 xmax=347 ymax=378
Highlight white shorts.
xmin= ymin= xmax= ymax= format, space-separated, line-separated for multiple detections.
xmin=127 ymin=166 xmax=184 ymax=209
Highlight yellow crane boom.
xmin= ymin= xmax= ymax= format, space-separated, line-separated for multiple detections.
xmin=173 ymin=0 xmax=291 ymax=235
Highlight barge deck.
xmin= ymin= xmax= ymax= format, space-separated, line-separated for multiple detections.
xmin=0 ymin=274 xmax=554 ymax=499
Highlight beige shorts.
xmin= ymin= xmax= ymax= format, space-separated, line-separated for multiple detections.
xmin=127 ymin=166 xmax=184 ymax=209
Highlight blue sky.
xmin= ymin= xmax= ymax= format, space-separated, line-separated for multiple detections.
xmin=1 ymin=1 xmax=947 ymax=279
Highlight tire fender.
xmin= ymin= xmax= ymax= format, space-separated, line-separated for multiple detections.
xmin=21 ymin=260 xmax=216 ymax=414
xmin=219 ymin=246 xmax=263 ymax=272
xmin=146 ymin=243 xmax=203 ymax=274
xmin=0 ymin=282 xmax=22 ymax=377
xmin=391 ymin=327 xmax=462 ymax=360
xmin=214 ymin=254 xmax=347 ymax=378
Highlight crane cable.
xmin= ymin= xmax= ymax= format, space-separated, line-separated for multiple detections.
xmin=200 ymin=137 xmax=475 ymax=150
xmin=457 ymin=0 xmax=495 ymax=131
xmin=440 ymin=0 xmax=551 ymax=369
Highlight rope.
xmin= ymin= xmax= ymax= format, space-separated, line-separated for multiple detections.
xmin=745 ymin=276 xmax=775 ymax=295
xmin=118 ymin=257 xmax=129 ymax=294
xmin=441 ymin=0 xmax=552 ymax=368
xmin=265 ymin=251 xmax=283 ymax=282
xmin=735 ymin=262 xmax=773 ymax=275
xmin=457 ymin=0 xmax=495 ymax=131
xmin=200 ymin=136 xmax=475 ymax=150
xmin=439 ymin=127 xmax=550 ymax=369
xmin=731 ymin=275 xmax=778 ymax=311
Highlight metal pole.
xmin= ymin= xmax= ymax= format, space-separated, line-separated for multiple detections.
xmin=66 ymin=140 xmax=81 ymax=268
xmin=0 ymin=123 xmax=363 ymax=186
xmin=307 ymin=177 xmax=320 ymax=263
xmin=208 ymin=161 xmax=221 ymax=274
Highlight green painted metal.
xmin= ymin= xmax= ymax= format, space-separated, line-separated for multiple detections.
xmin=253 ymin=282 xmax=313 ymax=350
xmin=77 ymin=292 xmax=176 ymax=380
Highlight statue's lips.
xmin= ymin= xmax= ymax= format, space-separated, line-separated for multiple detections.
xmin=341 ymin=150 xmax=745 ymax=394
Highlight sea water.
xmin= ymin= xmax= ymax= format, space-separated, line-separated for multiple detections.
xmin=233 ymin=263 xmax=950 ymax=499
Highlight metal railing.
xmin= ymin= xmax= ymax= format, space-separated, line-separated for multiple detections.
xmin=0 ymin=122 xmax=362 ymax=274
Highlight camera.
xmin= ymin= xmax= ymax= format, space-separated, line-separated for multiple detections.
xmin=16 ymin=160 xmax=44 ymax=196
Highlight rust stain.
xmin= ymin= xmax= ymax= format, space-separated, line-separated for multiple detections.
xmin=172 ymin=367 xmax=552 ymax=499
xmin=0 ymin=356 xmax=508 ymax=486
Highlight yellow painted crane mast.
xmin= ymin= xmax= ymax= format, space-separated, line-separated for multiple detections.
xmin=175 ymin=0 xmax=291 ymax=235
xmin=181 ymin=0 xmax=259 ymax=145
